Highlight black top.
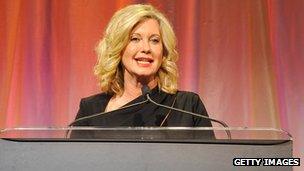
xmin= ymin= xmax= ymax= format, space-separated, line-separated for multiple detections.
xmin=73 ymin=87 xmax=212 ymax=127
xmin=70 ymin=87 xmax=215 ymax=139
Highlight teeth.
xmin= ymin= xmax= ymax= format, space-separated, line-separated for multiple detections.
xmin=137 ymin=60 xmax=150 ymax=64
xmin=138 ymin=59 xmax=149 ymax=62
xmin=135 ymin=58 xmax=152 ymax=63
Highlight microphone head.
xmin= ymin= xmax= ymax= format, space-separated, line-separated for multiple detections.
xmin=141 ymin=85 xmax=151 ymax=96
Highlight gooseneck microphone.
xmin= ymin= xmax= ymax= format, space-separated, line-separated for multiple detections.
xmin=141 ymin=85 xmax=232 ymax=139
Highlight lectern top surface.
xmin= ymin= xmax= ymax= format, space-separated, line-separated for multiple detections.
xmin=0 ymin=127 xmax=292 ymax=145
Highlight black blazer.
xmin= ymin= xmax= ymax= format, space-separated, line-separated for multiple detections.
xmin=73 ymin=87 xmax=213 ymax=127
xmin=70 ymin=87 xmax=215 ymax=139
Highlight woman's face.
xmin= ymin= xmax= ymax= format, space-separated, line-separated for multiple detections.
xmin=121 ymin=18 xmax=163 ymax=82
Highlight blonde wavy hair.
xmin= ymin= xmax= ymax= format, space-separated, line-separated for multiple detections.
xmin=94 ymin=4 xmax=178 ymax=95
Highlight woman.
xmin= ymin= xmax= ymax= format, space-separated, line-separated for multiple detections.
xmin=72 ymin=4 xmax=213 ymax=130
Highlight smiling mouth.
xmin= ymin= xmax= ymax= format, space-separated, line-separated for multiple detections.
xmin=135 ymin=57 xmax=154 ymax=64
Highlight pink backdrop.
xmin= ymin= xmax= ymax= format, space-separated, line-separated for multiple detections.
xmin=0 ymin=0 xmax=303 ymax=168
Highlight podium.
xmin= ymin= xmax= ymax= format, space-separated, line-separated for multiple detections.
xmin=0 ymin=127 xmax=292 ymax=171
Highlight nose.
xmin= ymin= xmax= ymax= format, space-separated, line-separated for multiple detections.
xmin=141 ymin=39 xmax=151 ymax=54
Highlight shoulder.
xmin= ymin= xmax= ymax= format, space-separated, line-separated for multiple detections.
xmin=74 ymin=92 xmax=112 ymax=125
xmin=80 ymin=92 xmax=110 ymax=104
xmin=173 ymin=90 xmax=204 ymax=107
xmin=160 ymin=90 xmax=202 ymax=103
xmin=176 ymin=90 xmax=201 ymax=101
xmin=78 ymin=92 xmax=111 ymax=114
xmin=171 ymin=90 xmax=207 ymax=114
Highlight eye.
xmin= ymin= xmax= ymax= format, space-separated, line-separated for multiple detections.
xmin=130 ymin=37 xmax=140 ymax=42
xmin=150 ymin=38 xmax=160 ymax=44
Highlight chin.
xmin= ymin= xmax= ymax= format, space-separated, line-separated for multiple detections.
xmin=133 ymin=68 xmax=154 ymax=75
xmin=134 ymin=71 xmax=157 ymax=78
xmin=135 ymin=73 xmax=154 ymax=78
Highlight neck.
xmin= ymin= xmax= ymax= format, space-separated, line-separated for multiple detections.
xmin=121 ymin=72 xmax=158 ymax=99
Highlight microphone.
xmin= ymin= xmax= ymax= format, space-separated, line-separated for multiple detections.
xmin=141 ymin=85 xmax=232 ymax=139
xmin=141 ymin=84 xmax=151 ymax=97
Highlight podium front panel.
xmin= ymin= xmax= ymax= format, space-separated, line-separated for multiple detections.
xmin=0 ymin=127 xmax=293 ymax=171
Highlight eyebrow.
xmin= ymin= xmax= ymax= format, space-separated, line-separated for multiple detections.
xmin=130 ymin=33 xmax=161 ymax=38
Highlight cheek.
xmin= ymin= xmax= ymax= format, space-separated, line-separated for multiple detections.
xmin=151 ymin=43 xmax=162 ymax=54
xmin=125 ymin=43 xmax=140 ymax=54
xmin=155 ymin=46 xmax=163 ymax=61
xmin=122 ymin=45 xmax=137 ymax=62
